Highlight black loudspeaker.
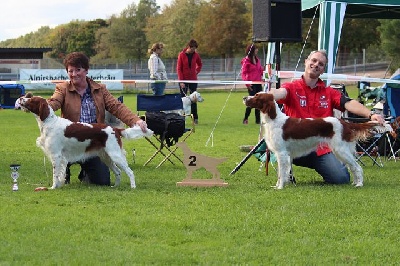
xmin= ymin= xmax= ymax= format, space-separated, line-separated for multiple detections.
xmin=252 ymin=0 xmax=302 ymax=42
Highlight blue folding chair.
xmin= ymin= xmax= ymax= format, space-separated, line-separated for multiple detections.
xmin=137 ymin=94 xmax=195 ymax=168
xmin=382 ymin=73 xmax=400 ymax=160
xmin=383 ymin=77 xmax=400 ymax=119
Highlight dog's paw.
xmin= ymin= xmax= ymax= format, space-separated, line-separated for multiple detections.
xmin=51 ymin=181 xmax=62 ymax=189
xmin=354 ymin=182 xmax=363 ymax=188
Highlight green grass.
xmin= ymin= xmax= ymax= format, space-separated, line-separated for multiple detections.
xmin=1 ymin=88 xmax=400 ymax=265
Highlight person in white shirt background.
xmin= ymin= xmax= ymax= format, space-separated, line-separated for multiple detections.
xmin=148 ymin=42 xmax=168 ymax=95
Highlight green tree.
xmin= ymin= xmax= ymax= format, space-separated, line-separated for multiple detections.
xmin=46 ymin=20 xmax=107 ymax=59
xmin=341 ymin=18 xmax=380 ymax=53
xmin=65 ymin=19 xmax=107 ymax=57
xmin=193 ymin=0 xmax=249 ymax=70
xmin=379 ymin=19 xmax=400 ymax=73
xmin=108 ymin=10 xmax=138 ymax=60
xmin=108 ymin=0 xmax=158 ymax=61
xmin=134 ymin=0 xmax=159 ymax=60
xmin=145 ymin=0 xmax=203 ymax=58
xmin=91 ymin=27 xmax=114 ymax=63
xmin=46 ymin=25 xmax=69 ymax=59
xmin=0 ymin=26 xmax=52 ymax=48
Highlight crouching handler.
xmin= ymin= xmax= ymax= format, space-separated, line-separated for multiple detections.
xmin=48 ymin=52 xmax=149 ymax=186
xmin=268 ymin=50 xmax=384 ymax=185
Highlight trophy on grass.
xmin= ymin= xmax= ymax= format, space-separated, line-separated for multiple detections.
xmin=10 ymin=164 xmax=21 ymax=191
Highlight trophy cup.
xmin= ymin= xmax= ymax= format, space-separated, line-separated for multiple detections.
xmin=10 ymin=164 xmax=21 ymax=191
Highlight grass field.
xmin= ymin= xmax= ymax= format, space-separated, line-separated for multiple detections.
xmin=1 ymin=88 xmax=399 ymax=264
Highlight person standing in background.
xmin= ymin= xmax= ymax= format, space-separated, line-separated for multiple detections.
xmin=148 ymin=43 xmax=168 ymax=95
xmin=241 ymin=44 xmax=263 ymax=125
xmin=177 ymin=39 xmax=203 ymax=124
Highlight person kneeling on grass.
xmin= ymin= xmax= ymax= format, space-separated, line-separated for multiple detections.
xmin=48 ymin=52 xmax=149 ymax=186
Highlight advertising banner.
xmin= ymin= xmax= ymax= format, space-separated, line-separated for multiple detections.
xmin=19 ymin=69 xmax=124 ymax=90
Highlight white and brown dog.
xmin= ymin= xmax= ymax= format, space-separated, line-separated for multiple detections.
xmin=162 ymin=91 xmax=204 ymax=116
xmin=21 ymin=96 xmax=153 ymax=189
xmin=181 ymin=91 xmax=204 ymax=116
xmin=244 ymin=92 xmax=377 ymax=189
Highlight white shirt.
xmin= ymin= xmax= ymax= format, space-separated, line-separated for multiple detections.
xmin=148 ymin=53 xmax=167 ymax=80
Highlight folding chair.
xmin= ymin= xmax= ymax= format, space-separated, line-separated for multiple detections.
xmin=137 ymin=93 xmax=195 ymax=168
xmin=332 ymin=83 xmax=391 ymax=167
xmin=382 ymin=72 xmax=400 ymax=160
xmin=386 ymin=118 xmax=400 ymax=160
xmin=355 ymin=129 xmax=385 ymax=167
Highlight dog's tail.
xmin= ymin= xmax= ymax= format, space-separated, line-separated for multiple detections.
xmin=121 ymin=126 xmax=153 ymax=140
xmin=341 ymin=120 xmax=378 ymax=142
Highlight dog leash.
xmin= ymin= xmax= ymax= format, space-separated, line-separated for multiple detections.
xmin=179 ymin=86 xmax=188 ymax=97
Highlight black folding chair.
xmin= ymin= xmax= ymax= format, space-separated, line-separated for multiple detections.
xmin=355 ymin=131 xmax=384 ymax=167
xmin=137 ymin=93 xmax=195 ymax=168
xmin=344 ymin=116 xmax=395 ymax=167
xmin=332 ymin=84 xmax=391 ymax=167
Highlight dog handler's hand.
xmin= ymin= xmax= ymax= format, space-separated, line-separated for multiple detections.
xmin=135 ymin=119 xmax=148 ymax=133
xmin=370 ymin=113 xmax=385 ymax=125
xmin=369 ymin=114 xmax=385 ymax=125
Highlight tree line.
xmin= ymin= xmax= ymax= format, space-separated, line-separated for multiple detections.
xmin=1 ymin=0 xmax=399 ymax=72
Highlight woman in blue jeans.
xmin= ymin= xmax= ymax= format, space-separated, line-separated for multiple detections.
xmin=148 ymin=43 xmax=168 ymax=95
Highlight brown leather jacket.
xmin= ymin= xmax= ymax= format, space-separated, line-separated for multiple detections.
xmin=48 ymin=77 xmax=140 ymax=127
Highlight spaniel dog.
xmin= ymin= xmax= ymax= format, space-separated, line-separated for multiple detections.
xmin=21 ymin=96 xmax=152 ymax=189
xmin=243 ymin=92 xmax=377 ymax=189
xmin=163 ymin=91 xmax=204 ymax=116
xmin=181 ymin=91 xmax=204 ymax=115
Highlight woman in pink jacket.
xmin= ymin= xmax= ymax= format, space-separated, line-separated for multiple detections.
xmin=241 ymin=44 xmax=264 ymax=124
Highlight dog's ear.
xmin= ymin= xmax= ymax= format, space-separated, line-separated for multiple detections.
xmin=39 ymin=99 xmax=50 ymax=121
xmin=260 ymin=94 xmax=277 ymax=119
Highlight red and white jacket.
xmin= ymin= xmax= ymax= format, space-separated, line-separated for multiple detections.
xmin=279 ymin=77 xmax=344 ymax=156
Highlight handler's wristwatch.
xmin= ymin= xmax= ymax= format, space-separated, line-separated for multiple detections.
xmin=369 ymin=111 xmax=376 ymax=120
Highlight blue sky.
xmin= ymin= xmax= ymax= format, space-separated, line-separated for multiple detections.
xmin=0 ymin=0 xmax=171 ymax=42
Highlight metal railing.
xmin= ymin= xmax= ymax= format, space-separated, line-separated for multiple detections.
xmin=0 ymin=51 xmax=391 ymax=83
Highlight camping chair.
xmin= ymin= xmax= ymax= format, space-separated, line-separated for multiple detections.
xmin=332 ymin=83 xmax=393 ymax=167
xmin=354 ymin=127 xmax=385 ymax=167
xmin=137 ymin=93 xmax=195 ymax=168
xmin=383 ymin=74 xmax=400 ymax=160
xmin=385 ymin=116 xmax=400 ymax=160
xmin=350 ymin=102 xmax=393 ymax=167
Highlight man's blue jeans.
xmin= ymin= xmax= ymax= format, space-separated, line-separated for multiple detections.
xmin=292 ymin=151 xmax=350 ymax=184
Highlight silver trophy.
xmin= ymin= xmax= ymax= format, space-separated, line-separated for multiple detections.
xmin=10 ymin=164 xmax=21 ymax=191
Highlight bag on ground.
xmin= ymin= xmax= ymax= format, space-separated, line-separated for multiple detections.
xmin=145 ymin=111 xmax=185 ymax=147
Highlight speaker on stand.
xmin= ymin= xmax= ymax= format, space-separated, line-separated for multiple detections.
xmin=252 ymin=0 xmax=302 ymax=43
xmin=252 ymin=0 xmax=302 ymax=87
